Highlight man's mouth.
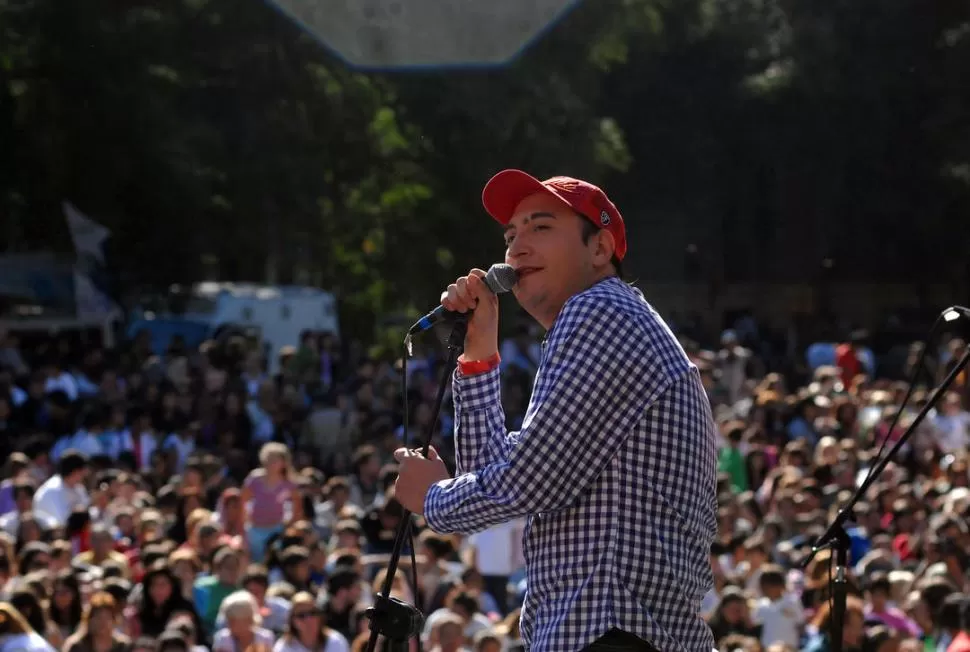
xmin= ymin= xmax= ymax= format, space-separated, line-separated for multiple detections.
xmin=516 ymin=267 xmax=542 ymax=280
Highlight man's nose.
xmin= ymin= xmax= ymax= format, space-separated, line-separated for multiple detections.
xmin=506 ymin=233 xmax=532 ymax=260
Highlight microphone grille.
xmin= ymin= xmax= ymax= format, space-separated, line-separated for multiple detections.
xmin=485 ymin=264 xmax=518 ymax=294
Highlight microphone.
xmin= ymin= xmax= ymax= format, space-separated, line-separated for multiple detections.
xmin=408 ymin=264 xmax=518 ymax=335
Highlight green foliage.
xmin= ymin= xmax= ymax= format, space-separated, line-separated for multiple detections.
xmin=1 ymin=0 xmax=969 ymax=341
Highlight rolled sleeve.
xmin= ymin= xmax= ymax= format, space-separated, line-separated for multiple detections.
xmin=423 ymin=478 xmax=459 ymax=533
xmin=453 ymin=366 xmax=509 ymax=474
xmin=453 ymin=365 xmax=502 ymax=411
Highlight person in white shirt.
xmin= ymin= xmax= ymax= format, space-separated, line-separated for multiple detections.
xmin=932 ymin=391 xmax=970 ymax=454
xmin=43 ymin=360 xmax=79 ymax=402
xmin=465 ymin=519 xmax=524 ymax=615
xmin=164 ymin=420 xmax=199 ymax=474
xmin=118 ymin=407 xmax=161 ymax=473
xmin=99 ymin=404 xmax=133 ymax=460
xmin=752 ymin=566 xmax=804 ymax=649
xmin=212 ymin=591 xmax=278 ymax=652
xmin=52 ymin=412 xmax=107 ymax=463
xmin=32 ymin=450 xmax=91 ymax=529
xmin=735 ymin=536 xmax=770 ymax=599
xmin=0 ymin=480 xmax=59 ymax=536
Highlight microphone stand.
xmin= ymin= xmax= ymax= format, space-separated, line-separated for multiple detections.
xmin=364 ymin=319 xmax=468 ymax=652
xmin=808 ymin=345 xmax=970 ymax=652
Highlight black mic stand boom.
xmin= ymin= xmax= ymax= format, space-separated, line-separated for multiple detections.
xmin=808 ymin=345 xmax=970 ymax=652
xmin=363 ymin=319 xmax=468 ymax=652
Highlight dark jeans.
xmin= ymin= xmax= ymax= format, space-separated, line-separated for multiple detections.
xmin=482 ymin=574 xmax=510 ymax=615
xmin=581 ymin=628 xmax=659 ymax=651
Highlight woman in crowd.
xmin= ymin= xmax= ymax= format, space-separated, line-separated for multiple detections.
xmin=48 ymin=569 xmax=83 ymax=642
xmin=217 ymin=489 xmax=246 ymax=540
xmin=62 ymin=592 xmax=132 ymax=652
xmin=242 ymin=444 xmax=303 ymax=563
xmin=128 ymin=564 xmax=199 ymax=640
xmin=8 ymin=589 xmax=59 ymax=646
xmin=272 ymin=591 xmax=349 ymax=652
xmin=3 ymin=319 xmax=970 ymax=652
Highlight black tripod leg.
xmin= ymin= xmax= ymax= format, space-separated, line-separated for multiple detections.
xmin=381 ymin=638 xmax=412 ymax=652
xmin=364 ymin=322 xmax=464 ymax=652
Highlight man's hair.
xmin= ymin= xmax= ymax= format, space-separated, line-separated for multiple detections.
xmin=580 ymin=217 xmax=624 ymax=279
xmin=12 ymin=481 xmax=35 ymax=499
xmin=242 ymin=564 xmax=269 ymax=587
xmin=379 ymin=464 xmax=399 ymax=491
xmin=280 ymin=546 xmax=309 ymax=567
xmin=938 ymin=592 xmax=965 ymax=632
xmin=445 ymin=589 xmax=480 ymax=616
xmin=156 ymin=631 xmax=189 ymax=652
xmin=418 ymin=531 xmax=455 ymax=560
xmin=332 ymin=551 xmax=360 ymax=568
xmin=58 ymin=451 xmax=88 ymax=478
xmin=759 ymin=565 xmax=787 ymax=590
xmin=213 ymin=546 xmax=239 ymax=568
xmin=327 ymin=567 xmax=360 ymax=595
xmin=326 ymin=477 xmax=351 ymax=494
xmin=352 ymin=445 xmax=378 ymax=471
xmin=474 ymin=632 xmax=502 ymax=651
xmin=866 ymin=571 xmax=892 ymax=596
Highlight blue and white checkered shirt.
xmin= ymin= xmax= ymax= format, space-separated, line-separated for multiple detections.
xmin=424 ymin=276 xmax=718 ymax=652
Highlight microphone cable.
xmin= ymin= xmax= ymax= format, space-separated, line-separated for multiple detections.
xmin=399 ymin=345 xmax=425 ymax=652
xmin=857 ymin=309 xmax=945 ymax=491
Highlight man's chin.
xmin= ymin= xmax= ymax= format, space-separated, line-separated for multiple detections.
xmin=513 ymin=291 xmax=546 ymax=316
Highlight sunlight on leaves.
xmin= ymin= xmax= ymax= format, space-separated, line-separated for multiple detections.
xmin=146 ymin=65 xmax=180 ymax=83
xmin=379 ymin=182 xmax=433 ymax=210
xmin=436 ymin=248 xmax=455 ymax=269
xmin=589 ymin=37 xmax=628 ymax=71
xmin=369 ymin=106 xmax=409 ymax=156
xmin=744 ymin=59 xmax=793 ymax=95
xmin=595 ymin=118 xmax=632 ymax=172
xmin=363 ymin=227 xmax=385 ymax=256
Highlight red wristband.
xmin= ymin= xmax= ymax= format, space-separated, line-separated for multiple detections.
xmin=458 ymin=352 xmax=501 ymax=376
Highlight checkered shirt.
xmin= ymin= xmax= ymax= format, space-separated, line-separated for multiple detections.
xmin=424 ymin=276 xmax=719 ymax=652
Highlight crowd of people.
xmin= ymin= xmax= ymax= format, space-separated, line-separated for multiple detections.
xmin=694 ymin=327 xmax=970 ymax=652
xmin=0 ymin=310 xmax=967 ymax=652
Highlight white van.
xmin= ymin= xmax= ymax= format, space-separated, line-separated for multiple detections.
xmin=134 ymin=282 xmax=339 ymax=374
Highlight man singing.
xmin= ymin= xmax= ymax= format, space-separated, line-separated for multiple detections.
xmin=394 ymin=170 xmax=718 ymax=652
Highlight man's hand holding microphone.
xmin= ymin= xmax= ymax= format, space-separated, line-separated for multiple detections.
xmin=441 ymin=267 xmax=501 ymax=360
xmin=394 ymin=265 xmax=516 ymax=515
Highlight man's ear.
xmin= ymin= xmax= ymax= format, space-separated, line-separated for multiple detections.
xmin=594 ymin=229 xmax=617 ymax=267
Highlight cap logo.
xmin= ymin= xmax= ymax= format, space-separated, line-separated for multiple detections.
xmin=599 ymin=210 xmax=611 ymax=226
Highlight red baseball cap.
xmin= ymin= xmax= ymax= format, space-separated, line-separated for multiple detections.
xmin=482 ymin=169 xmax=627 ymax=261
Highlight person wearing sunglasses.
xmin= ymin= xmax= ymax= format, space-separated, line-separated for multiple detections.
xmin=272 ymin=591 xmax=349 ymax=652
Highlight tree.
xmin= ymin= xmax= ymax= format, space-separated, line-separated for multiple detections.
xmin=3 ymin=0 xmax=969 ymax=339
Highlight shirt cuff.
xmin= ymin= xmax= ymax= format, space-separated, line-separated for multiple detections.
xmin=453 ymin=366 xmax=502 ymax=412
xmin=423 ymin=480 xmax=451 ymax=533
